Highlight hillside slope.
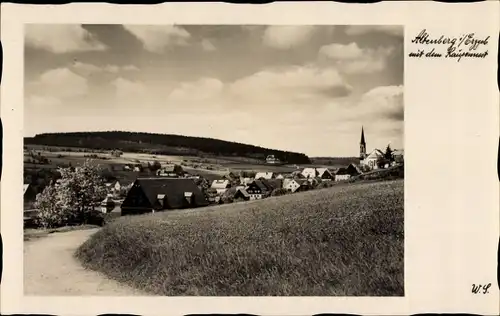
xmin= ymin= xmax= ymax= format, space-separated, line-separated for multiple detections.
xmin=24 ymin=131 xmax=311 ymax=164
xmin=76 ymin=180 xmax=404 ymax=296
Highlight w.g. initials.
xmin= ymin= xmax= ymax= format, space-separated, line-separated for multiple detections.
xmin=471 ymin=283 xmax=491 ymax=294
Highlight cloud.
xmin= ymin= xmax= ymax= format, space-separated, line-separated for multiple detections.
xmin=201 ymin=39 xmax=216 ymax=52
xmin=26 ymin=95 xmax=63 ymax=107
xmin=229 ymin=65 xmax=352 ymax=106
xmin=168 ymin=78 xmax=224 ymax=103
xmin=262 ymin=26 xmax=316 ymax=49
xmin=111 ymin=77 xmax=146 ymax=98
xmin=319 ymin=42 xmax=395 ymax=74
xmin=71 ymin=62 xmax=103 ymax=77
xmin=70 ymin=62 xmax=140 ymax=77
xmin=25 ymin=24 xmax=107 ymax=53
xmin=358 ymin=85 xmax=404 ymax=122
xmin=345 ymin=25 xmax=403 ymax=37
xmin=123 ymin=25 xmax=191 ymax=53
xmin=32 ymin=68 xmax=89 ymax=99
xmin=122 ymin=65 xmax=140 ymax=72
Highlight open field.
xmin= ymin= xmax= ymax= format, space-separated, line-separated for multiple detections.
xmin=24 ymin=145 xmax=338 ymax=179
xmin=76 ymin=179 xmax=404 ymax=296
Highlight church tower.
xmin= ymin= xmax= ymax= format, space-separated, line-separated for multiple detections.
xmin=360 ymin=126 xmax=366 ymax=160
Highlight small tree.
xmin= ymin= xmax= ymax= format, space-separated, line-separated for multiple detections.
xmin=385 ymin=144 xmax=394 ymax=161
xmin=57 ymin=160 xmax=107 ymax=224
xmin=33 ymin=184 xmax=67 ymax=228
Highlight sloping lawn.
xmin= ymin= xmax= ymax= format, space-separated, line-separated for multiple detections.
xmin=76 ymin=180 xmax=404 ymax=296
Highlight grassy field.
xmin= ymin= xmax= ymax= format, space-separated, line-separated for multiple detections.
xmin=75 ymin=179 xmax=404 ymax=296
xmin=24 ymin=145 xmax=335 ymax=181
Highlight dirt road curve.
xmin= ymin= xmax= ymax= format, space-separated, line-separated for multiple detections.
xmin=24 ymin=228 xmax=144 ymax=296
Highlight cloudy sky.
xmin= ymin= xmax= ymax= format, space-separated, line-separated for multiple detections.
xmin=24 ymin=24 xmax=403 ymax=157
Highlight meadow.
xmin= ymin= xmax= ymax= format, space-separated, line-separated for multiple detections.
xmin=75 ymin=179 xmax=404 ymax=296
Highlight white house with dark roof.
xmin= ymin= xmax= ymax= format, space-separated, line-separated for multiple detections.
xmin=255 ymin=172 xmax=274 ymax=180
xmin=301 ymin=168 xmax=318 ymax=179
xmin=211 ymin=179 xmax=231 ymax=194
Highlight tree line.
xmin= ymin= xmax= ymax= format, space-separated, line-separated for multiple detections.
xmin=24 ymin=131 xmax=312 ymax=164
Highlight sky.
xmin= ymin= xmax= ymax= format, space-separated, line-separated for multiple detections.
xmin=24 ymin=24 xmax=404 ymax=157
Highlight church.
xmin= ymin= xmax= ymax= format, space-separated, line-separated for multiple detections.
xmin=359 ymin=127 xmax=386 ymax=170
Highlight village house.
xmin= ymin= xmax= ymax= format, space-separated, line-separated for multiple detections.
xmin=211 ymin=179 xmax=231 ymax=195
xmin=239 ymin=177 xmax=253 ymax=186
xmin=361 ymin=149 xmax=385 ymax=170
xmin=262 ymin=178 xmax=283 ymax=191
xmin=105 ymin=180 xmax=121 ymax=196
xmin=121 ymin=178 xmax=209 ymax=216
xmin=291 ymin=170 xmax=305 ymax=179
xmin=282 ymin=178 xmax=310 ymax=193
xmin=156 ymin=164 xmax=184 ymax=177
xmin=23 ymin=183 xmax=37 ymax=209
xmin=316 ymin=168 xmax=334 ymax=181
xmin=346 ymin=163 xmax=362 ymax=176
xmin=301 ymin=168 xmax=318 ymax=179
xmin=255 ymin=172 xmax=274 ymax=180
xmin=265 ymin=155 xmax=282 ymax=164
xmin=335 ymin=168 xmax=350 ymax=181
xmin=392 ymin=149 xmax=404 ymax=164
xmin=234 ymin=188 xmax=251 ymax=201
xmin=245 ymin=179 xmax=272 ymax=200
xmin=275 ymin=174 xmax=284 ymax=179
xmin=100 ymin=195 xmax=116 ymax=214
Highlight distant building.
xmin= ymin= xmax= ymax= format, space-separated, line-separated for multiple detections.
xmin=316 ymin=168 xmax=334 ymax=181
xmin=100 ymin=195 xmax=116 ymax=214
xmin=392 ymin=149 xmax=404 ymax=164
xmin=239 ymin=177 xmax=254 ymax=186
xmin=335 ymin=168 xmax=351 ymax=181
xmin=361 ymin=149 xmax=385 ymax=170
xmin=255 ymin=172 xmax=274 ymax=180
xmin=346 ymin=163 xmax=362 ymax=176
xmin=23 ymin=184 xmax=37 ymax=209
xmin=266 ymin=155 xmax=282 ymax=164
xmin=301 ymin=168 xmax=318 ymax=179
xmin=121 ymin=178 xmax=209 ymax=216
xmin=211 ymin=179 xmax=231 ymax=195
xmin=282 ymin=178 xmax=309 ymax=193
xmin=234 ymin=188 xmax=251 ymax=201
xmin=157 ymin=165 xmax=184 ymax=177
xmin=275 ymin=174 xmax=284 ymax=179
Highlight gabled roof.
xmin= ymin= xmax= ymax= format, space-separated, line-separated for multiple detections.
xmin=255 ymin=172 xmax=274 ymax=179
xmin=365 ymin=149 xmax=385 ymax=159
xmin=336 ymin=167 xmax=349 ymax=175
xmin=211 ymin=179 xmax=230 ymax=189
xmin=131 ymin=178 xmax=208 ymax=208
xmin=235 ymin=188 xmax=250 ymax=198
xmin=301 ymin=168 xmax=318 ymax=177
xmin=261 ymin=179 xmax=283 ymax=191
xmin=250 ymin=180 xmax=270 ymax=191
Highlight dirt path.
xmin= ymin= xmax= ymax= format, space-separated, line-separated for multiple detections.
xmin=24 ymin=228 xmax=145 ymax=296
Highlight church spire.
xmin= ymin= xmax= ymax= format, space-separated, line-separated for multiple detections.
xmin=360 ymin=126 xmax=366 ymax=145
xmin=360 ymin=126 xmax=366 ymax=159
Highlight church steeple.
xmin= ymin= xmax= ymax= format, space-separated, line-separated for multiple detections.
xmin=360 ymin=126 xmax=366 ymax=159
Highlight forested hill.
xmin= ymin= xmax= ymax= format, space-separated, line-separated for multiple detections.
xmin=24 ymin=131 xmax=311 ymax=164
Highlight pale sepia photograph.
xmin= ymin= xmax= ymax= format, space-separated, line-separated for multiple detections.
xmin=22 ymin=24 xmax=404 ymax=296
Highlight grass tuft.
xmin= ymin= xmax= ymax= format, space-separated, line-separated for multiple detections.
xmin=75 ymin=180 xmax=404 ymax=296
